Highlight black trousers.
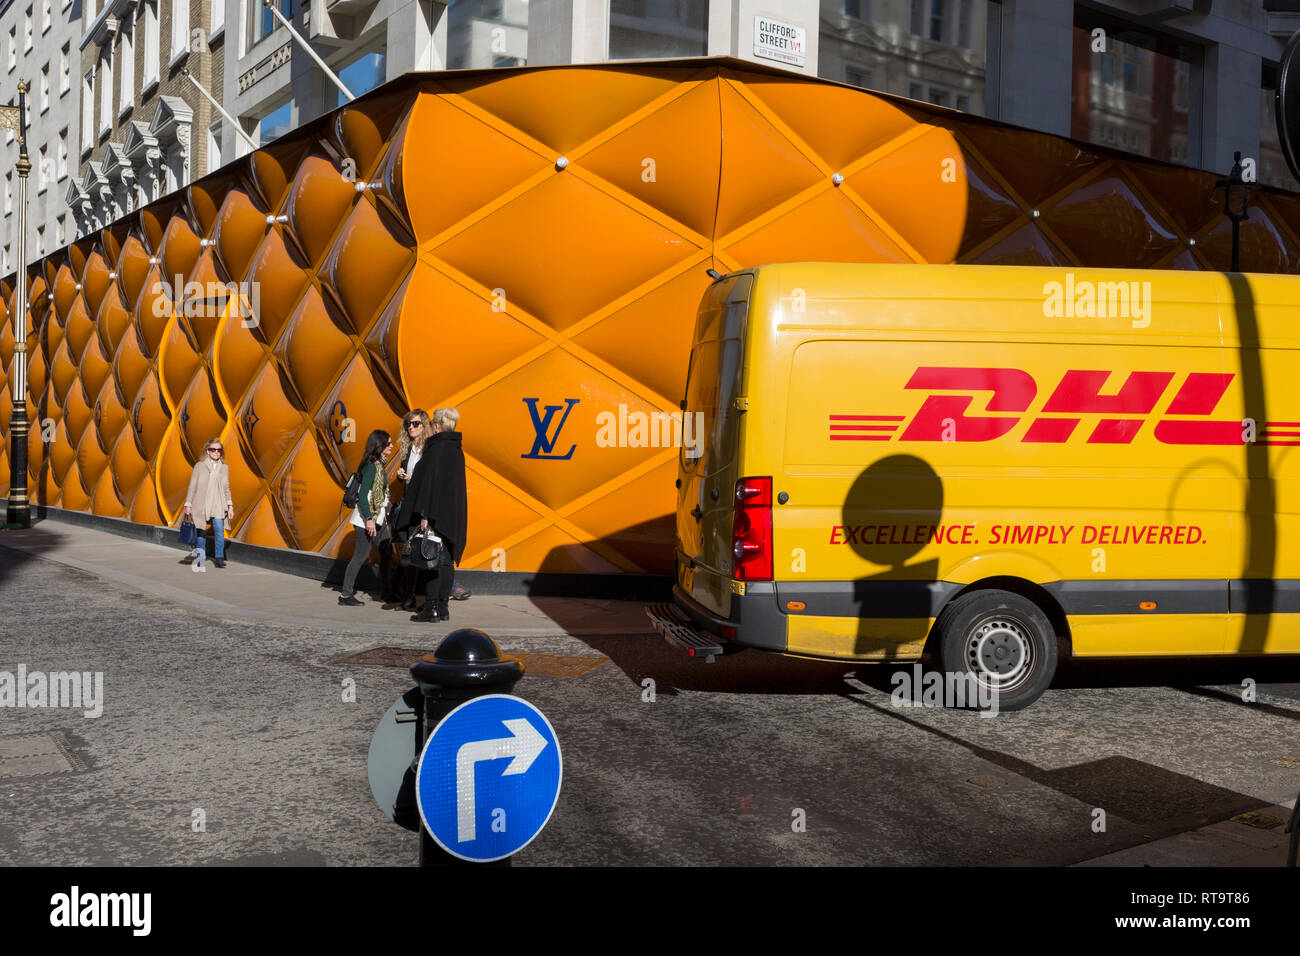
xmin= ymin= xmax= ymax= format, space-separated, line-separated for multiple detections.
xmin=342 ymin=523 xmax=392 ymax=597
xmin=422 ymin=551 xmax=455 ymax=606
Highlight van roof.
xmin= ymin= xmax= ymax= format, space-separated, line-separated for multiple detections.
xmin=733 ymin=262 xmax=1300 ymax=347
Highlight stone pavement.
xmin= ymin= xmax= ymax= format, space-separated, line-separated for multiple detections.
xmin=0 ymin=521 xmax=656 ymax=639
xmin=0 ymin=518 xmax=1295 ymax=867
xmin=1073 ymin=809 xmax=1296 ymax=866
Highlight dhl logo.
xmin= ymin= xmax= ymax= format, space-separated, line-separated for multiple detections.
xmin=830 ymin=366 xmax=1299 ymax=446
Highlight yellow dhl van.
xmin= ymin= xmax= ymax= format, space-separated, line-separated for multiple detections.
xmin=645 ymin=262 xmax=1300 ymax=710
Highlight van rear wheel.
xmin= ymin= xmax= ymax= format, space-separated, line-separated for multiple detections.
xmin=933 ymin=590 xmax=1057 ymax=712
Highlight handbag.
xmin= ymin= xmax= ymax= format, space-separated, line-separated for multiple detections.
xmin=178 ymin=518 xmax=198 ymax=547
xmin=399 ymin=530 xmax=443 ymax=570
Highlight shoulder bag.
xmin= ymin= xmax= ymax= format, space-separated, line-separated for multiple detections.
xmin=399 ymin=530 xmax=443 ymax=570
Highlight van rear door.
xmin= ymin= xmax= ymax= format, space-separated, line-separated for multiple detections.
xmin=677 ymin=274 xmax=752 ymax=619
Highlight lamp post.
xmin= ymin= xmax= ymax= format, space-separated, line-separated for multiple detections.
xmin=0 ymin=80 xmax=30 ymax=528
xmin=1214 ymin=151 xmax=1254 ymax=273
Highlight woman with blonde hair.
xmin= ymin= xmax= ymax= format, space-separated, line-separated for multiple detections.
xmin=401 ymin=406 xmax=468 ymax=623
xmin=183 ymin=437 xmax=234 ymax=571
xmin=385 ymin=409 xmax=434 ymax=610
xmin=394 ymin=409 xmax=433 ymax=480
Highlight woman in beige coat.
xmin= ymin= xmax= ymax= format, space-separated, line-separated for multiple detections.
xmin=184 ymin=437 xmax=234 ymax=571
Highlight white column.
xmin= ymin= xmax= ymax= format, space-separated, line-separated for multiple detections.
xmin=1202 ymin=42 xmax=1261 ymax=176
xmin=989 ymin=0 xmax=1073 ymax=136
xmin=711 ymin=0 xmax=819 ymax=76
xmin=387 ymin=0 xmax=447 ymax=74
xmin=571 ymin=0 xmax=609 ymax=63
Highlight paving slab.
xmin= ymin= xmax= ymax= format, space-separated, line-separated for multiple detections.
xmin=0 ymin=523 xmax=656 ymax=640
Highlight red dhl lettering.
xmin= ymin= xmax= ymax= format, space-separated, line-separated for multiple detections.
xmin=831 ymin=367 xmax=1260 ymax=446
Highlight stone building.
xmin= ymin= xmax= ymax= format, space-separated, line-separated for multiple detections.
xmin=71 ymin=0 xmax=223 ymax=237
xmin=0 ymin=0 xmax=85 ymax=270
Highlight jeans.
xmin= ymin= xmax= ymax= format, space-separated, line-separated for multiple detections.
xmin=342 ymin=523 xmax=392 ymax=597
xmin=196 ymin=518 xmax=225 ymax=564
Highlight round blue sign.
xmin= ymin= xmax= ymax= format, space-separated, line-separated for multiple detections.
xmin=415 ymin=694 xmax=562 ymax=862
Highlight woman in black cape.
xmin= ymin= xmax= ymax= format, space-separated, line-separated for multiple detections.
xmin=397 ymin=406 xmax=467 ymax=623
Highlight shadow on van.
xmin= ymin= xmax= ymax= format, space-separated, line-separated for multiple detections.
xmin=844 ymin=455 xmax=944 ymax=656
xmin=1226 ymin=275 xmax=1278 ymax=655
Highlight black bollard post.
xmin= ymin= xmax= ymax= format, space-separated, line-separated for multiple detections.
xmin=409 ymin=628 xmax=525 ymax=867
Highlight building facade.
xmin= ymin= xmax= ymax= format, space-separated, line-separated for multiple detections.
xmin=0 ymin=0 xmax=84 ymax=273
xmin=72 ymin=0 xmax=224 ymax=238
xmin=6 ymin=1 xmax=1300 ymax=275
xmin=223 ymin=0 xmax=1300 ymax=191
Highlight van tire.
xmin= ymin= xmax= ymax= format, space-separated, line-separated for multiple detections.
xmin=933 ymin=590 xmax=1058 ymax=712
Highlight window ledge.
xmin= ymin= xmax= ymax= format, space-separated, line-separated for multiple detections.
xmin=142 ymin=76 xmax=159 ymax=97
xmin=168 ymin=46 xmax=188 ymax=69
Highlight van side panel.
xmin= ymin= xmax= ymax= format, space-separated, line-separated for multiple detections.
xmin=678 ymin=262 xmax=1300 ymax=663
xmin=737 ymin=262 xmax=1268 ymax=660
xmin=1217 ymin=275 xmax=1300 ymax=652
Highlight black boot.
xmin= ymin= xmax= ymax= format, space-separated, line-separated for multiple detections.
xmin=437 ymin=600 xmax=450 ymax=622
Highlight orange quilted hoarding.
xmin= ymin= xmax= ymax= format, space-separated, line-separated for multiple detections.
xmin=3 ymin=59 xmax=1299 ymax=574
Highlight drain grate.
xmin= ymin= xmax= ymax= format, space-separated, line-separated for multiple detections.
xmin=329 ymin=646 xmax=607 ymax=677
xmin=0 ymin=732 xmax=85 ymax=780
xmin=330 ymin=647 xmax=431 ymax=669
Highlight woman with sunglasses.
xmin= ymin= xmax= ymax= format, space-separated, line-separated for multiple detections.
xmin=401 ymin=406 xmax=468 ymax=623
xmin=183 ymin=438 xmax=234 ymax=571
xmin=339 ymin=429 xmax=395 ymax=606
xmin=384 ymin=410 xmax=434 ymax=611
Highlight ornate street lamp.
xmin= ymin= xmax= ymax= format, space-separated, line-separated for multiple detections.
xmin=1214 ymin=151 xmax=1254 ymax=273
xmin=0 ymin=79 xmax=31 ymax=528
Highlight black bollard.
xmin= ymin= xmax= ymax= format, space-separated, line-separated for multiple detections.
xmin=409 ymin=628 xmax=525 ymax=867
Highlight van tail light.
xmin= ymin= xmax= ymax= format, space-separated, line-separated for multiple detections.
xmin=732 ymin=476 xmax=773 ymax=581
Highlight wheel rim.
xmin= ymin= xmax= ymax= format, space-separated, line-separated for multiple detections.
xmin=965 ymin=615 xmax=1034 ymax=694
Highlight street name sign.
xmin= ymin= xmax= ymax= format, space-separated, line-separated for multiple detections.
xmin=415 ymin=694 xmax=562 ymax=862
xmin=754 ymin=15 xmax=806 ymax=68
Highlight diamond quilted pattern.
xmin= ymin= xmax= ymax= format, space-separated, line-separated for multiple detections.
xmin=4 ymin=60 xmax=1300 ymax=577
xmin=1037 ymin=172 xmax=1180 ymax=269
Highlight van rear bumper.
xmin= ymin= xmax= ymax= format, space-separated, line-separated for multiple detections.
xmin=669 ymin=582 xmax=788 ymax=653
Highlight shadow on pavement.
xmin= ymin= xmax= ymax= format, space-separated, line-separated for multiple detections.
xmin=838 ymin=690 xmax=1274 ymax=850
xmin=575 ymin=634 xmax=859 ymax=696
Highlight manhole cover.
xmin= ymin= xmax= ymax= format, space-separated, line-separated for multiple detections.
xmin=506 ymin=653 xmax=608 ymax=677
xmin=330 ymin=647 xmax=431 ymax=668
xmin=0 ymin=732 xmax=85 ymax=780
xmin=330 ymin=647 xmax=607 ymax=677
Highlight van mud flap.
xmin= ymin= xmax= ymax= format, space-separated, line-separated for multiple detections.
xmin=644 ymin=604 xmax=726 ymax=663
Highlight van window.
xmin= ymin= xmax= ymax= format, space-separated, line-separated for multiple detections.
xmin=683 ymin=276 xmax=750 ymax=474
